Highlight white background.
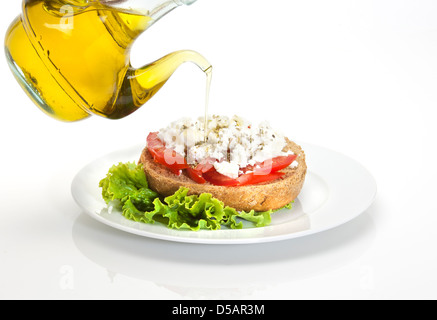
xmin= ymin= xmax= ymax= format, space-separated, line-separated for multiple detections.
xmin=1 ymin=0 xmax=436 ymax=299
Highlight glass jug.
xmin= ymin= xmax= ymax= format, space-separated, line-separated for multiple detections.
xmin=4 ymin=0 xmax=211 ymax=121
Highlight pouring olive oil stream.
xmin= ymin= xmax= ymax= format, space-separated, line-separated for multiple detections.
xmin=5 ymin=0 xmax=212 ymax=122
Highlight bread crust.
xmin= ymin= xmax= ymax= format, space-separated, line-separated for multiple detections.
xmin=139 ymin=139 xmax=307 ymax=211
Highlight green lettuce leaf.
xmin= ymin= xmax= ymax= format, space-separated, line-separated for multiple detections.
xmin=99 ymin=162 xmax=292 ymax=231
xmin=99 ymin=162 xmax=158 ymax=208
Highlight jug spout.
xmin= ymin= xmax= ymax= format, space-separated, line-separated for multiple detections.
xmin=107 ymin=50 xmax=211 ymax=119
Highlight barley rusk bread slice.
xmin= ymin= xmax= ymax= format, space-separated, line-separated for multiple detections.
xmin=139 ymin=138 xmax=307 ymax=212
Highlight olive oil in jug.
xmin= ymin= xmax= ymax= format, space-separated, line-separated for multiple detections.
xmin=5 ymin=0 xmax=212 ymax=121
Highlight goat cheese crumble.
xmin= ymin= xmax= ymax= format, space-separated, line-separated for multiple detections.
xmin=157 ymin=115 xmax=297 ymax=179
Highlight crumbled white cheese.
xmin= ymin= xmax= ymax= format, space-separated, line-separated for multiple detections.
xmin=157 ymin=115 xmax=295 ymax=179
xmin=214 ymin=161 xmax=240 ymax=180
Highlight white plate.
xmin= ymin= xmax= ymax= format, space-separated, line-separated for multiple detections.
xmin=71 ymin=143 xmax=377 ymax=245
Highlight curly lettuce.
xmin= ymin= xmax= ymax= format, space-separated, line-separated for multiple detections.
xmin=99 ymin=162 xmax=292 ymax=231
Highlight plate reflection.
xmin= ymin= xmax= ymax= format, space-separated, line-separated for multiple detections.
xmin=71 ymin=204 xmax=377 ymax=299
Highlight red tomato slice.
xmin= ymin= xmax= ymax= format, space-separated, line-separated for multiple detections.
xmin=270 ymin=154 xmax=298 ymax=172
xmin=203 ymin=168 xmax=285 ymax=187
xmin=147 ymin=132 xmax=188 ymax=175
xmin=252 ymin=154 xmax=298 ymax=175
xmin=202 ymin=169 xmax=241 ymax=186
xmin=195 ymin=157 xmax=216 ymax=174
xmin=146 ymin=132 xmax=165 ymax=150
xmin=186 ymin=167 xmax=207 ymax=184
xmin=237 ymin=171 xmax=285 ymax=186
xmin=185 ymin=158 xmax=217 ymax=184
